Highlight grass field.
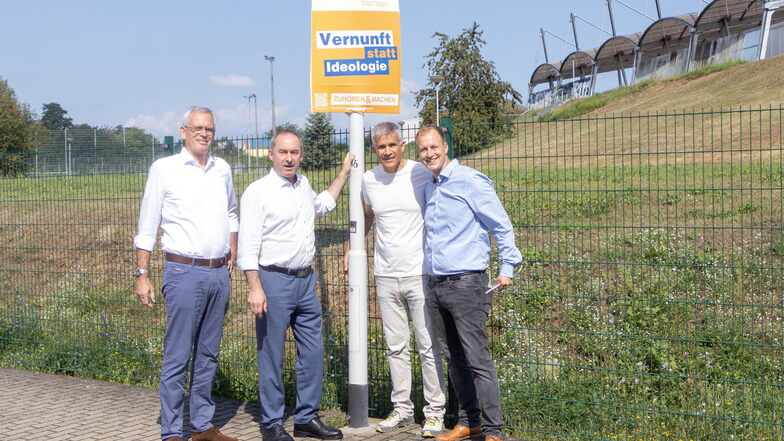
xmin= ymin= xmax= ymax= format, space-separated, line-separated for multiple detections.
xmin=2 ymin=102 xmax=783 ymax=440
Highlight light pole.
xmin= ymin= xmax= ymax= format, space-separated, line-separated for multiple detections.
xmin=262 ymin=54 xmax=277 ymax=137
xmin=243 ymin=94 xmax=254 ymax=138
xmin=430 ymin=74 xmax=445 ymax=126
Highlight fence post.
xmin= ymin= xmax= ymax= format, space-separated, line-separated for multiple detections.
xmin=440 ymin=116 xmax=454 ymax=159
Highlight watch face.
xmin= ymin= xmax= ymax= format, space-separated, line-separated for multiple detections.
xmin=133 ymin=269 xmax=147 ymax=277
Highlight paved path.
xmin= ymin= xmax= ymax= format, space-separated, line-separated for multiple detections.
xmin=0 ymin=367 xmax=432 ymax=441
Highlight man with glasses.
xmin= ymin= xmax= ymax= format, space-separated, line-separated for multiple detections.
xmin=238 ymin=130 xmax=354 ymax=441
xmin=134 ymin=106 xmax=238 ymax=441
xmin=343 ymin=122 xmax=446 ymax=437
xmin=415 ymin=125 xmax=522 ymax=441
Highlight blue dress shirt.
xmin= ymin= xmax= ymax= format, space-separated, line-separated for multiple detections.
xmin=423 ymin=159 xmax=522 ymax=278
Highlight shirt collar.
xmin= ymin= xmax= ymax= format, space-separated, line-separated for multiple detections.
xmin=435 ymin=159 xmax=459 ymax=184
xmin=268 ymin=167 xmax=301 ymax=187
xmin=178 ymin=147 xmax=215 ymax=169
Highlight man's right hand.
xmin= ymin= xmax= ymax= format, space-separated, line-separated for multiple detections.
xmin=248 ymin=286 xmax=267 ymax=318
xmin=342 ymin=248 xmax=350 ymax=280
xmin=135 ymin=275 xmax=156 ymax=308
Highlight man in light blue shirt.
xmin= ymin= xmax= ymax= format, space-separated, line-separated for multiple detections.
xmin=415 ymin=125 xmax=522 ymax=441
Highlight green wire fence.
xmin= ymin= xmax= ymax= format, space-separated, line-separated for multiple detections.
xmin=1 ymin=108 xmax=782 ymax=441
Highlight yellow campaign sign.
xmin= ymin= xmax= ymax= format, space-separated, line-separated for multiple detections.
xmin=311 ymin=0 xmax=401 ymax=114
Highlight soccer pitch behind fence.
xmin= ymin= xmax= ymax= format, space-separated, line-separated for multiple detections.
xmin=1 ymin=107 xmax=782 ymax=441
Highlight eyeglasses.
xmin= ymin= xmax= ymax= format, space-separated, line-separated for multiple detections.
xmin=184 ymin=126 xmax=216 ymax=135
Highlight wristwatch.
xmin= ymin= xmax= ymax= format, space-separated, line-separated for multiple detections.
xmin=133 ymin=268 xmax=149 ymax=277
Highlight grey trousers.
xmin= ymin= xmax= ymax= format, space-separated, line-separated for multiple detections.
xmin=426 ymin=272 xmax=504 ymax=436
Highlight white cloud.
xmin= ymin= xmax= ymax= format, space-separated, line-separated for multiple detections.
xmin=209 ymin=74 xmax=255 ymax=88
xmin=401 ymin=78 xmax=420 ymax=94
xmin=124 ymin=111 xmax=180 ymax=138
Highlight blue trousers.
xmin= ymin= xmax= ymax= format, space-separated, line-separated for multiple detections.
xmin=256 ymin=267 xmax=324 ymax=428
xmin=159 ymin=261 xmax=230 ymax=440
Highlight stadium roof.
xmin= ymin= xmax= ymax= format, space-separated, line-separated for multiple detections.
xmin=694 ymin=0 xmax=784 ymax=41
xmin=594 ymin=33 xmax=641 ymax=73
xmin=530 ymin=62 xmax=562 ymax=86
xmin=638 ymin=13 xmax=699 ymax=56
xmin=529 ymin=0 xmax=784 ymax=90
xmin=560 ymin=49 xmax=597 ymax=80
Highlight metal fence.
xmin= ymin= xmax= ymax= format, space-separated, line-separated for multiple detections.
xmin=1 ymin=108 xmax=782 ymax=441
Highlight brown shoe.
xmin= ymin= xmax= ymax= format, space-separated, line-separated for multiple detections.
xmin=485 ymin=436 xmax=504 ymax=441
xmin=192 ymin=426 xmax=238 ymax=441
xmin=434 ymin=424 xmax=482 ymax=441
xmin=164 ymin=438 xmax=184 ymax=441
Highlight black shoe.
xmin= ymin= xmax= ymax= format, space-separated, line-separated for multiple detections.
xmin=293 ymin=417 xmax=343 ymax=440
xmin=263 ymin=425 xmax=295 ymax=441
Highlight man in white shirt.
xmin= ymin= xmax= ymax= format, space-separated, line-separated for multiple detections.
xmin=344 ymin=122 xmax=446 ymax=437
xmin=134 ymin=106 xmax=238 ymax=441
xmin=237 ymin=131 xmax=354 ymax=441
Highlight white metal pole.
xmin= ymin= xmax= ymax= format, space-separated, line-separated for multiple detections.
xmin=346 ymin=111 xmax=368 ymax=428
xmin=435 ymin=85 xmax=440 ymax=126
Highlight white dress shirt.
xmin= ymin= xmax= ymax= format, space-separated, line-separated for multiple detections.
xmin=134 ymin=148 xmax=239 ymax=258
xmin=237 ymin=169 xmax=337 ymax=271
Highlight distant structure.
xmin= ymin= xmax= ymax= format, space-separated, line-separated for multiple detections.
xmin=528 ymin=0 xmax=784 ymax=109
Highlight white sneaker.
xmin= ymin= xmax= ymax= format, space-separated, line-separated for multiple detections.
xmin=375 ymin=410 xmax=414 ymax=433
xmin=421 ymin=415 xmax=445 ymax=438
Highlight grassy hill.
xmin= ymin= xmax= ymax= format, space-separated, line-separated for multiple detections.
xmin=543 ymin=55 xmax=784 ymax=120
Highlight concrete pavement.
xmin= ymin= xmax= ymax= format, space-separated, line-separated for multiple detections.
xmin=0 ymin=367 xmax=428 ymax=441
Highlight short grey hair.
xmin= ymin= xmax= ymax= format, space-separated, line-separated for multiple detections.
xmin=271 ymin=130 xmax=302 ymax=148
xmin=181 ymin=106 xmax=215 ymax=127
xmin=371 ymin=122 xmax=403 ymax=146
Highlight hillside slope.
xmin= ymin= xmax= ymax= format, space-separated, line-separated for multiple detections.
xmin=587 ymin=55 xmax=784 ymax=115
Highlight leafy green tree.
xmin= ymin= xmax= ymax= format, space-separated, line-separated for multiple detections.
xmin=263 ymin=122 xmax=301 ymax=139
xmin=414 ymin=23 xmax=522 ymax=155
xmin=40 ymin=102 xmax=73 ymax=130
xmin=0 ymin=78 xmax=41 ymax=176
xmin=301 ymin=112 xmax=338 ymax=170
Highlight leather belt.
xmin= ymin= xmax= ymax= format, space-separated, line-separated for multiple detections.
xmin=260 ymin=265 xmax=312 ymax=278
xmin=165 ymin=252 xmax=228 ymax=268
xmin=431 ymin=270 xmax=485 ymax=283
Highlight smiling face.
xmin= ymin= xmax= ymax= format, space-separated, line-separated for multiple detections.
xmin=373 ymin=133 xmax=406 ymax=173
xmin=179 ymin=111 xmax=215 ymax=161
xmin=416 ymin=127 xmax=450 ymax=176
xmin=268 ymin=132 xmax=303 ymax=182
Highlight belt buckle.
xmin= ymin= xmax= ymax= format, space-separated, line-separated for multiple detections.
xmin=293 ymin=268 xmax=308 ymax=278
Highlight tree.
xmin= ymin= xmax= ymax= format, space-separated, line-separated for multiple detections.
xmin=0 ymin=78 xmax=41 ymax=176
xmin=263 ymin=122 xmax=301 ymax=139
xmin=301 ymin=112 xmax=338 ymax=170
xmin=40 ymin=102 xmax=73 ymax=131
xmin=414 ymin=23 xmax=522 ymax=156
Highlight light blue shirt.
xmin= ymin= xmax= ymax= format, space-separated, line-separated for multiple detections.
xmin=423 ymin=159 xmax=522 ymax=278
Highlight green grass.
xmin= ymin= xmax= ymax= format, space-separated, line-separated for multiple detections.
xmin=539 ymin=59 xmax=748 ymax=122
xmin=1 ymin=123 xmax=782 ymax=440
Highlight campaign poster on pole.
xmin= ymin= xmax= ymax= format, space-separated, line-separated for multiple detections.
xmin=311 ymin=0 xmax=401 ymax=114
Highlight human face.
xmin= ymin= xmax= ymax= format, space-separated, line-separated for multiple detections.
xmin=269 ymin=132 xmax=303 ymax=183
xmin=373 ymin=133 xmax=406 ymax=173
xmin=179 ymin=112 xmax=215 ymax=159
xmin=416 ymin=129 xmax=450 ymax=176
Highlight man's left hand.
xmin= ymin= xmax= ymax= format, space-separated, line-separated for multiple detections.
xmin=341 ymin=152 xmax=356 ymax=175
xmin=496 ymin=276 xmax=513 ymax=290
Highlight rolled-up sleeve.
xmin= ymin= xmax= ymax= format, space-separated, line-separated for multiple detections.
xmin=133 ymin=162 xmax=164 ymax=251
xmin=237 ymin=182 xmax=264 ymax=271
xmin=314 ymin=190 xmax=337 ymax=218
xmin=227 ymin=172 xmax=239 ymax=233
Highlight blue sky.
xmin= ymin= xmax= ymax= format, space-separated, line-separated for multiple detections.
xmin=1 ymin=1 xmax=702 ymax=138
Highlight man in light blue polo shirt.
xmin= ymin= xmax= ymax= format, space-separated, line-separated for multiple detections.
xmin=415 ymin=125 xmax=522 ymax=441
